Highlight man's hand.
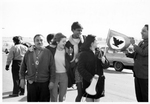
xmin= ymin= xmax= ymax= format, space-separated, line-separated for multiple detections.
xmin=5 ymin=65 xmax=9 ymax=71
xmin=48 ymin=82 xmax=54 ymax=90
xmin=28 ymin=45 xmax=35 ymax=52
xmin=130 ymin=38 xmax=135 ymax=45
xmin=20 ymin=79 xmax=26 ymax=89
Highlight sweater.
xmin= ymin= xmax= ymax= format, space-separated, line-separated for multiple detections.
xmin=54 ymin=49 xmax=66 ymax=73
xmin=19 ymin=48 xmax=55 ymax=83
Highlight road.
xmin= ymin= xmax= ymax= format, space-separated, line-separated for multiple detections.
xmin=1 ymin=53 xmax=137 ymax=102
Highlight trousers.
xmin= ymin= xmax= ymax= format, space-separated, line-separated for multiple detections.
xmin=134 ymin=77 xmax=148 ymax=102
xmin=51 ymin=72 xmax=68 ymax=102
xmin=27 ymin=81 xmax=50 ymax=102
xmin=12 ymin=60 xmax=24 ymax=94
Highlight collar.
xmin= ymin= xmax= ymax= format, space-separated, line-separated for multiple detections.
xmin=69 ymin=35 xmax=84 ymax=45
xmin=34 ymin=46 xmax=45 ymax=51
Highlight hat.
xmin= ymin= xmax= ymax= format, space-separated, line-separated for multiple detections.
xmin=53 ymin=33 xmax=66 ymax=42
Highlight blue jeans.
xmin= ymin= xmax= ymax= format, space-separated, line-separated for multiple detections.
xmin=51 ymin=72 xmax=68 ymax=102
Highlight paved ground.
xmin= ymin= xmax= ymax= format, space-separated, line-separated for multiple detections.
xmin=2 ymin=53 xmax=137 ymax=102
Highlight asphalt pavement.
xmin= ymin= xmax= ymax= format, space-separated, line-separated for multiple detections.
xmin=2 ymin=53 xmax=137 ymax=102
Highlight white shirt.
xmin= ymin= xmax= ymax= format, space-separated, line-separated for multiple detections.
xmin=6 ymin=44 xmax=28 ymax=65
xmin=54 ymin=49 xmax=66 ymax=73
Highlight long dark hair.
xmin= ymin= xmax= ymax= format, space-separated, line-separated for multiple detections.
xmin=46 ymin=33 xmax=55 ymax=44
xmin=81 ymin=34 xmax=96 ymax=51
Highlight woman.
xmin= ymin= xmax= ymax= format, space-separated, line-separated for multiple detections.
xmin=78 ymin=34 xmax=109 ymax=102
xmin=49 ymin=33 xmax=70 ymax=102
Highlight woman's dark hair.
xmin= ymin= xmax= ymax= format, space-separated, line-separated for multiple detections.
xmin=51 ymin=41 xmax=57 ymax=45
xmin=13 ymin=36 xmax=22 ymax=45
xmin=81 ymin=34 xmax=96 ymax=51
xmin=51 ymin=33 xmax=66 ymax=45
xmin=46 ymin=34 xmax=55 ymax=44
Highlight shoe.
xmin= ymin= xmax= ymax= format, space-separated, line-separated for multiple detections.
xmin=71 ymin=85 xmax=77 ymax=90
xmin=9 ymin=94 xmax=18 ymax=97
xmin=19 ymin=93 xmax=24 ymax=96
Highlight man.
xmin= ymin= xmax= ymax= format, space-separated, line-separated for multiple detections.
xmin=66 ymin=22 xmax=85 ymax=63
xmin=125 ymin=24 xmax=148 ymax=102
xmin=19 ymin=34 xmax=55 ymax=102
xmin=65 ymin=21 xmax=86 ymax=101
xmin=65 ymin=22 xmax=84 ymax=87
xmin=5 ymin=36 xmax=28 ymax=97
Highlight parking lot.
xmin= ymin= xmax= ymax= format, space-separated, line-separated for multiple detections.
xmin=2 ymin=53 xmax=137 ymax=102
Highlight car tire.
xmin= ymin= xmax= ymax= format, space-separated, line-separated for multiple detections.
xmin=114 ymin=62 xmax=124 ymax=71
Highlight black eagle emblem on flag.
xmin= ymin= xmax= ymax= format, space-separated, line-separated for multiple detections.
xmin=113 ymin=37 xmax=124 ymax=47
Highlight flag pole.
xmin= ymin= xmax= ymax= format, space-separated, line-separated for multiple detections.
xmin=104 ymin=29 xmax=110 ymax=56
xmin=103 ymin=44 xmax=107 ymax=56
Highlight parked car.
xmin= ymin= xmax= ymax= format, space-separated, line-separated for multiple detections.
xmin=101 ymin=47 xmax=134 ymax=71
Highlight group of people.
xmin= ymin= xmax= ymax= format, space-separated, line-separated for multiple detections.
xmin=5 ymin=22 xmax=148 ymax=102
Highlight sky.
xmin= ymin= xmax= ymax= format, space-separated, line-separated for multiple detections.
xmin=1 ymin=0 xmax=150 ymax=39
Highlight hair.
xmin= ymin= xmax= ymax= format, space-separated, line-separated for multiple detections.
xmin=81 ymin=34 xmax=96 ymax=51
xmin=71 ymin=21 xmax=83 ymax=31
xmin=145 ymin=24 xmax=148 ymax=31
xmin=46 ymin=34 xmax=55 ymax=44
xmin=33 ymin=34 xmax=44 ymax=42
xmin=13 ymin=36 xmax=22 ymax=45
xmin=52 ymin=33 xmax=66 ymax=45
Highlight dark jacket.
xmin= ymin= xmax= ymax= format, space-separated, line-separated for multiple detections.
xmin=126 ymin=39 xmax=148 ymax=79
xmin=78 ymin=49 xmax=109 ymax=99
xmin=46 ymin=45 xmax=74 ymax=87
xmin=65 ymin=35 xmax=86 ymax=61
xmin=65 ymin=35 xmax=86 ymax=86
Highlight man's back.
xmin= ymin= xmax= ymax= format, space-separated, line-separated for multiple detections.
xmin=6 ymin=44 xmax=28 ymax=65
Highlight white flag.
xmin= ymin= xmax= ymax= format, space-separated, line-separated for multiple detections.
xmin=106 ymin=29 xmax=131 ymax=51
